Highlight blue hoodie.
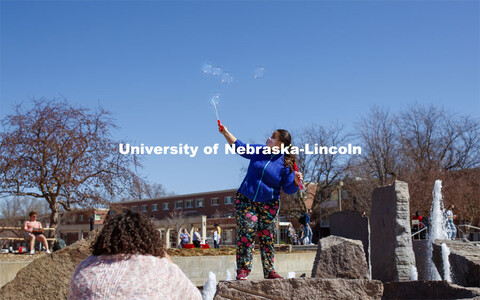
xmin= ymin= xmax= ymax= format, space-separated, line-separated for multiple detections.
xmin=234 ymin=139 xmax=299 ymax=203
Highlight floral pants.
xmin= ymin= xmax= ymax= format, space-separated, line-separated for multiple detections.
xmin=234 ymin=192 xmax=279 ymax=278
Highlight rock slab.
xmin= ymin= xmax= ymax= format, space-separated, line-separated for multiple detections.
xmin=311 ymin=235 xmax=369 ymax=279
xmin=214 ymin=278 xmax=384 ymax=300
xmin=370 ymin=180 xmax=416 ymax=282
xmin=329 ymin=210 xmax=371 ymax=278
xmin=382 ymin=281 xmax=480 ymax=299
xmin=432 ymin=239 xmax=480 ymax=287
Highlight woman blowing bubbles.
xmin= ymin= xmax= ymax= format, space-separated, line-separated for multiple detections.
xmin=219 ymin=124 xmax=303 ymax=280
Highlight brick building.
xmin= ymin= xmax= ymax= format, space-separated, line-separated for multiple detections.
xmin=113 ymin=189 xmax=238 ymax=247
xmin=57 ymin=208 xmax=109 ymax=245
xmin=114 ymin=189 xmax=237 ymax=220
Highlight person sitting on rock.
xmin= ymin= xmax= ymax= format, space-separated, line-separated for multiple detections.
xmin=24 ymin=211 xmax=51 ymax=255
xmin=69 ymin=210 xmax=201 ymax=300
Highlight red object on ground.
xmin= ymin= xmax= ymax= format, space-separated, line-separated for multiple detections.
xmin=217 ymin=120 xmax=224 ymax=132
xmin=294 ymin=163 xmax=305 ymax=190
xmin=181 ymin=244 xmax=210 ymax=249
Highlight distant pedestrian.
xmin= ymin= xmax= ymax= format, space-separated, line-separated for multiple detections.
xmin=287 ymin=223 xmax=297 ymax=245
xmin=193 ymin=228 xmax=201 ymax=248
xmin=298 ymin=225 xmax=309 ymax=245
xmin=179 ymin=229 xmax=191 ymax=248
xmin=213 ymin=224 xmax=221 ymax=249
xmin=445 ymin=205 xmax=457 ymax=240
xmin=304 ymin=209 xmax=314 ymax=245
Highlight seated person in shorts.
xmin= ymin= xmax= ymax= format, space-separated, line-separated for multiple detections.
xmin=24 ymin=211 xmax=51 ymax=255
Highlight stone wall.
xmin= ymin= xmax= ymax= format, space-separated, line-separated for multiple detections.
xmin=370 ymin=180 xmax=416 ymax=282
xmin=432 ymin=239 xmax=480 ymax=287
xmin=412 ymin=240 xmax=430 ymax=280
xmin=214 ymin=278 xmax=384 ymax=300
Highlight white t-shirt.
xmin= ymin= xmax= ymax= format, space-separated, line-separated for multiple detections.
xmin=446 ymin=209 xmax=454 ymax=219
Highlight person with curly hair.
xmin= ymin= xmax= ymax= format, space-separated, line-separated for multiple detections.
xmin=69 ymin=210 xmax=201 ymax=299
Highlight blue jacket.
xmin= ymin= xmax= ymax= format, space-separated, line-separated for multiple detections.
xmin=234 ymin=139 xmax=299 ymax=203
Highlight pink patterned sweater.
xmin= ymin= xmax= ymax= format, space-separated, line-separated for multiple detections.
xmin=69 ymin=254 xmax=202 ymax=300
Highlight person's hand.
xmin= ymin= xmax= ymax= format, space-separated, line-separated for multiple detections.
xmin=294 ymin=171 xmax=303 ymax=186
xmin=219 ymin=123 xmax=227 ymax=134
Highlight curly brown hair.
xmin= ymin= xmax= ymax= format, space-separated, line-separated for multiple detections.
xmin=92 ymin=210 xmax=165 ymax=257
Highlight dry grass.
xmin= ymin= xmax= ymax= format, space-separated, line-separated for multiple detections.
xmin=167 ymin=247 xmax=236 ymax=256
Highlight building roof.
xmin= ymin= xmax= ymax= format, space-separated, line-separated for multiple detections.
xmin=116 ymin=188 xmax=238 ymax=204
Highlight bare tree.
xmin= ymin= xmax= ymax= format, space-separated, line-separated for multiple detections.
xmin=165 ymin=210 xmax=188 ymax=247
xmin=355 ymin=106 xmax=400 ymax=185
xmin=398 ymin=104 xmax=480 ymax=172
xmin=342 ymin=107 xmax=401 ymax=214
xmin=396 ymin=104 xmax=480 ymax=214
xmin=0 ymin=99 xmax=141 ymax=228
xmin=281 ymin=124 xmax=351 ymax=224
xmin=0 ymin=196 xmax=50 ymax=226
xmin=127 ymin=177 xmax=169 ymax=200
xmin=346 ymin=103 xmax=480 ymax=222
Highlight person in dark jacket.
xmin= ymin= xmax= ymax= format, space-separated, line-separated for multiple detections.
xmin=219 ymin=124 xmax=303 ymax=280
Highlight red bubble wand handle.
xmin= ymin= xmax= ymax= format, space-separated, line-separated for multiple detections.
xmin=217 ymin=120 xmax=224 ymax=132
xmin=294 ymin=163 xmax=305 ymax=190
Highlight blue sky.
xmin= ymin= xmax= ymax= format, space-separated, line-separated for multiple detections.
xmin=1 ymin=1 xmax=479 ymax=196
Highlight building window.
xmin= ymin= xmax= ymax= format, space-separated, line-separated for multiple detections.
xmin=152 ymin=204 xmax=158 ymax=211
xmin=185 ymin=199 xmax=194 ymax=208
xmin=175 ymin=201 xmax=183 ymax=210
xmin=196 ymin=198 xmax=204 ymax=208
xmin=94 ymin=214 xmax=102 ymax=221
xmin=108 ymin=210 xmax=116 ymax=216
xmin=131 ymin=206 xmax=137 ymax=212
xmin=225 ymin=212 xmax=233 ymax=218
xmin=162 ymin=203 xmax=169 ymax=210
xmin=141 ymin=205 xmax=148 ymax=212
xmin=211 ymin=198 xmax=219 ymax=206
xmin=224 ymin=196 xmax=233 ymax=205
xmin=79 ymin=215 xmax=84 ymax=222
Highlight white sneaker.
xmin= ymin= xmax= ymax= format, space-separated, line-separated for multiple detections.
xmin=46 ymin=250 xmax=51 ymax=254
xmin=29 ymin=250 xmax=35 ymax=255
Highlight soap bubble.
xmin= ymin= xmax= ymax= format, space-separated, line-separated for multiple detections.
xmin=253 ymin=66 xmax=265 ymax=79
xmin=212 ymin=66 xmax=222 ymax=76
xmin=211 ymin=93 xmax=220 ymax=105
xmin=220 ymin=72 xmax=233 ymax=84
xmin=201 ymin=62 xmax=234 ymax=84
xmin=202 ymin=63 xmax=213 ymax=75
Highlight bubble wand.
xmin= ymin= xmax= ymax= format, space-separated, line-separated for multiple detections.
xmin=211 ymin=96 xmax=224 ymax=132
